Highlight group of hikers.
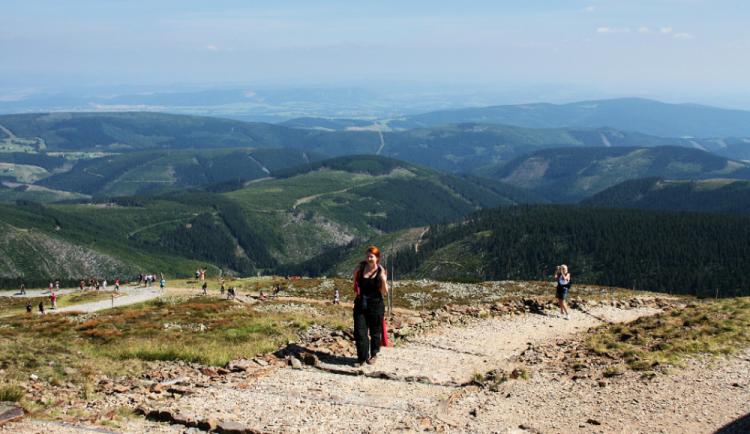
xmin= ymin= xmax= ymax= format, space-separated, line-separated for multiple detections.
xmin=79 ymin=278 xmax=120 ymax=291
xmin=139 ymin=273 xmax=165 ymax=289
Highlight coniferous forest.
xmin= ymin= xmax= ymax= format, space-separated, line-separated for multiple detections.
xmin=387 ymin=205 xmax=750 ymax=298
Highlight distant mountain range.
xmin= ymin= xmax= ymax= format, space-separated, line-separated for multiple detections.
xmin=580 ymin=177 xmax=750 ymax=216
xmin=283 ymin=98 xmax=750 ymax=139
xmin=471 ymin=146 xmax=750 ymax=203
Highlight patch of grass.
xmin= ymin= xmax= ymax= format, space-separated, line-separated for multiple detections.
xmin=0 ymin=384 xmax=24 ymax=402
xmin=586 ymin=297 xmax=750 ymax=373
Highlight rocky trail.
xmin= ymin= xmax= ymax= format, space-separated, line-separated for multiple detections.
xmin=3 ymin=294 xmax=750 ymax=433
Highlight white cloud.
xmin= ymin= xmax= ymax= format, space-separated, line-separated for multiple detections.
xmin=673 ymin=33 xmax=693 ymax=39
xmin=585 ymin=6 xmax=595 ymax=12
xmin=206 ymin=45 xmax=218 ymax=50
xmin=638 ymin=27 xmax=650 ymax=33
xmin=661 ymin=27 xmax=673 ymax=34
xmin=598 ymin=27 xmax=631 ymax=33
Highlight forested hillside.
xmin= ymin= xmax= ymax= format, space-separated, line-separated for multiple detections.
xmin=581 ymin=177 xmax=750 ymax=215
xmin=471 ymin=146 xmax=750 ymax=202
xmin=383 ymin=205 xmax=750 ymax=298
xmin=0 ymin=155 xmax=538 ymax=283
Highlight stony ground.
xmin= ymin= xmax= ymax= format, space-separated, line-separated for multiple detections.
xmin=2 ymin=287 xmax=750 ymax=433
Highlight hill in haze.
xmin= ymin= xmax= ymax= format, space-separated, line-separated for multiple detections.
xmin=380 ymin=98 xmax=750 ymax=139
xmin=580 ymin=177 xmax=750 ymax=215
xmin=471 ymin=146 xmax=750 ymax=203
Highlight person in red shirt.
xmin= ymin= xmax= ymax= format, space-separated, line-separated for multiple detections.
xmin=50 ymin=293 xmax=57 ymax=309
xmin=115 ymin=279 xmax=120 ymax=291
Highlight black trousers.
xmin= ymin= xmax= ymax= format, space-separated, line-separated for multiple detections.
xmin=353 ymin=295 xmax=384 ymax=363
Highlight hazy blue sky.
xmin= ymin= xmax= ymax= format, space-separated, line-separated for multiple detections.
xmin=1 ymin=1 xmax=748 ymax=103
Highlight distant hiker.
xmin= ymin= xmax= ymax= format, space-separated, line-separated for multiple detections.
xmin=273 ymin=285 xmax=280 ymax=298
xmin=80 ymin=280 xmax=85 ymax=291
xmin=50 ymin=292 xmax=57 ymax=309
xmin=95 ymin=281 xmax=100 ymax=291
xmin=202 ymin=282 xmax=208 ymax=295
xmin=285 ymin=275 xmax=290 ymax=280
xmin=160 ymin=272 xmax=164 ymax=280
xmin=89 ymin=278 xmax=95 ymax=290
xmin=195 ymin=270 xmax=200 ymax=280
xmin=55 ymin=280 xmax=59 ymax=291
xmin=334 ymin=289 xmax=340 ymax=305
xmin=200 ymin=269 xmax=205 ymax=282
xmin=555 ymin=265 xmax=572 ymax=320
xmin=49 ymin=282 xmax=53 ymax=292
xmin=102 ymin=280 xmax=107 ymax=291
xmin=221 ymin=282 xmax=226 ymax=295
xmin=259 ymin=290 xmax=265 ymax=300
xmin=352 ymin=246 xmax=388 ymax=367
xmin=38 ymin=301 xmax=45 ymax=314
xmin=115 ymin=279 xmax=120 ymax=291
xmin=160 ymin=278 xmax=165 ymax=291
xmin=20 ymin=283 xmax=25 ymax=295
xmin=228 ymin=287 xmax=235 ymax=300
xmin=139 ymin=273 xmax=143 ymax=285
xmin=26 ymin=301 xmax=32 ymax=313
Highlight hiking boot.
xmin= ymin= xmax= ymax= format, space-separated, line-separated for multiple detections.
xmin=367 ymin=356 xmax=378 ymax=365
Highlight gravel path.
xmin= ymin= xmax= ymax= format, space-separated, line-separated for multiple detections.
xmin=51 ymin=285 xmax=163 ymax=313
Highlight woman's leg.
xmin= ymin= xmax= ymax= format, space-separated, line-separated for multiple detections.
xmin=366 ymin=298 xmax=384 ymax=361
xmin=353 ymin=302 xmax=370 ymax=363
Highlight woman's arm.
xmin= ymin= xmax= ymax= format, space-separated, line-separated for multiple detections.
xmin=352 ymin=270 xmax=359 ymax=294
xmin=379 ymin=271 xmax=388 ymax=296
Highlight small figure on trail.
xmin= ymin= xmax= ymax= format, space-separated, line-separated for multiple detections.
xmin=259 ymin=290 xmax=265 ymax=300
xmin=555 ymin=265 xmax=572 ymax=320
xmin=80 ymin=280 xmax=85 ymax=291
xmin=202 ymin=282 xmax=208 ymax=295
xmin=48 ymin=282 xmax=53 ymax=292
xmin=115 ymin=279 xmax=120 ymax=291
xmin=38 ymin=301 xmax=45 ymax=315
xmin=102 ymin=280 xmax=107 ymax=291
xmin=50 ymin=292 xmax=57 ymax=309
xmin=20 ymin=283 xmax=25 ymax=295
xmin=228 ymin=287 xmax=235 ymax=300
xmin=285 ymin=275 xmax=290 ymax=280
xmin=221 ymin=282 xmax=226 ymax=295
xmin=160 ymin=278 xmax=166 ymax=292
xmin=26 ymin=301 xmax=32 ymax=313
xmin=95 ymin=281 xmax=100 ymax=291
xmin=160 ymin=272 xmax=164 ymax=280
xmin=352 ymin=246 xmax=388 ymax=367
xmin=89 ymin=278 xmax=94 ymax=290
xmin=55 ymin=280 xmax=59 ymax=291
xmin=200 ymin=268 xmax=206 ymax=282
xmin=334 ymin=289 xmax=340 ymax=305
xmin=273 ymin=285 xmax=280 ymax=298
xmin=195 ymin=270 xmax=200 ymax=280
xmin=139 ymin=273 xmax=143 ymax=285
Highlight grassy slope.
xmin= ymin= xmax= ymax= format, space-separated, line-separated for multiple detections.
xmin=471 ymin=146 xmax=750 ymax=203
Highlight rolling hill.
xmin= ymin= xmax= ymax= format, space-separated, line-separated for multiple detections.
xmin=580 ymin=177 xmax=750 ymax=215
xmin=1 ymin=112 xmax=736 ymax=176
xmin=36 ymin=147 xmax=326 ymax=197
xmin=470 ymin=146 xmax=750 ymax=203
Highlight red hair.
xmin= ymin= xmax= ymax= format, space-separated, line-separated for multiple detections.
xmin=365 ymin=246 xmax=381 ymax=264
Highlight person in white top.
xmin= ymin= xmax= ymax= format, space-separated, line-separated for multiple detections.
xmin=102 ymin=280 xmax=107 ymax=290
xmin=555 ymin=265 xmax=572 ymax=320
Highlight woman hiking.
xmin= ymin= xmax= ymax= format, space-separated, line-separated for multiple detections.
xmin=555 ymin=264 xmax=572 ymax=320
xmin=352 ymin=246 xmax=388 ymax=367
